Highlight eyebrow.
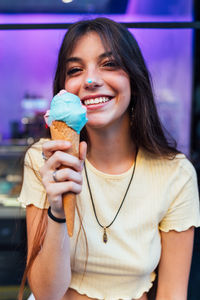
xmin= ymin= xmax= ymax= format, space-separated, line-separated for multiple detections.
xmin=66 ymin=51 xmax=113 ymax=64
xmin=98 ymin=51 xmax=113 ymax=60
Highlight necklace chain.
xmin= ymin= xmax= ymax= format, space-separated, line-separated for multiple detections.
xmin=84 ymin=150 xmax=137 ymax=243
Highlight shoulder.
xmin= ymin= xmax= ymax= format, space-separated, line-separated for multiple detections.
xmin=174 ymin=154 xmax=197 ymax=183
xmin=140 ymin=148 xmax=197 ymax=182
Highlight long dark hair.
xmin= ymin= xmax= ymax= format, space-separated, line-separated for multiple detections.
xmin=54 ymin=17 xmax=179 ymax=157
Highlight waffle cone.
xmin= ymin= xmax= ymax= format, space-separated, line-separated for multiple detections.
xmin=50 ymin=120 xmax=80 ymax=237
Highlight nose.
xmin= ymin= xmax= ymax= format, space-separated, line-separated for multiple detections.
xmin=83 ymin=71 xmax=103 ymax=90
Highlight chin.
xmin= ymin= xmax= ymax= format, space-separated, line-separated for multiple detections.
xmin=86 ymin=122 xmax=107 ymax=129
xmin=86 ymin=117 xmax=110 ymax=128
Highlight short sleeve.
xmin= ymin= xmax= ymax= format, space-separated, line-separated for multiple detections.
xmin=159 ymin=160 xmax=200 ymax=232
xmin=18 ymin=139 xmax=49 ymax=209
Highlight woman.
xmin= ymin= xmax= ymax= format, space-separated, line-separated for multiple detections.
xmin=18 ymin=18 xmax=200 ymax=300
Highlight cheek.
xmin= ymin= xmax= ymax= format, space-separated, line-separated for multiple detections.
xmin=64 ymin=78 xmax=81 ymax=94
xmin=107 ymin=72 xmax=130 ymax=94
xmin=122 ymin=77 xmax=131 ymax=96
xmin=116 ymin=78 xmax=131 ymax=98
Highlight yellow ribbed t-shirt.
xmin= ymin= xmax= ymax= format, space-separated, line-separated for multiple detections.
xmin=18 ymin=138 xmax=200 ymax=300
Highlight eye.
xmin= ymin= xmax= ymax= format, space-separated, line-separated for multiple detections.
xmin=102 ymin=59 xmax=119 ymax=69
xmin=66 ymin=67 xmax=82 ymax=76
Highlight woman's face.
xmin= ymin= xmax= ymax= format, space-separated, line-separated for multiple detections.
xmin=64 ymin=32 xmax=131 ymax=131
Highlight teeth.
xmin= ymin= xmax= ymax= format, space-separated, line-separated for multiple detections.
xmin=84 ymin=97 xmax=110 ymax=105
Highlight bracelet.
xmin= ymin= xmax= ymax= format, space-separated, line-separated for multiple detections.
xmin=47 ymin=207 xmax=66 ymax=223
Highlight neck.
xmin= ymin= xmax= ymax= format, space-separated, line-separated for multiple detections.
xmin=86 ymin=118 xmax=136 ymax=174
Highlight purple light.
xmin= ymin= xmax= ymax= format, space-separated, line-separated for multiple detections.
xmin=0 ymin=3 xmax=194 ymax=153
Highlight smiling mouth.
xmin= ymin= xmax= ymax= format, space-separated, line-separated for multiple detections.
xmin=83 ymin=96 xmax=112 ymax=106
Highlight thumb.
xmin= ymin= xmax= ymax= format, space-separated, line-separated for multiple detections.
xmin=79 ymin=141 xmax=87 ymax=166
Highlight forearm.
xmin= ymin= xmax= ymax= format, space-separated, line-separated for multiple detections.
xmin=156 ymin=294 xmax=187 ymax=300
xmin=156 ymin=229 xmax=194 ymax=300
xmin=156 ymin=281 xmax=188 ymax=300
xmin=28 ymin=218 xmax=71 ymax=300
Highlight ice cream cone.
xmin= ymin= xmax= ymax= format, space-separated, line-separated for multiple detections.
xmin=50 ymin=120 xmax=80 ymax=237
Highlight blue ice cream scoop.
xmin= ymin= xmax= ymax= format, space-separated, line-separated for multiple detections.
xmin=48 ymin=91 xmax=88 ymax=134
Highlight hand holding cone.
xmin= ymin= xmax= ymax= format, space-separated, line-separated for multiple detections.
xmin=47 ymin=90 xmax=87 ymax=236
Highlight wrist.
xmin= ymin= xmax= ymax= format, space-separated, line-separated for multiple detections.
xmin=51 ymin=208 xmax=65 ymax=219
xmin=48 ymin=207 xmax=66 ymax=223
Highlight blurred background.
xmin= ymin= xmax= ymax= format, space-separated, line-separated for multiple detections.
xmin=0 ymin=0 xmax=199 ymax=299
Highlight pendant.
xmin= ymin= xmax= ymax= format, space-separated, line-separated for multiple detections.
xmin=103 ymin=227 xmax=108 ymax=243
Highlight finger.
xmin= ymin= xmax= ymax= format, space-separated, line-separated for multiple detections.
xmin=46 ymin=181 xmax=82 ymax=196
xmin=42 ymin=140 xmax=71 ymax=159
xmin=51 ymin=168 xmax=82 ymax=184
xmin=79 ymin=141 xmax=87 ymax=162
xmin=47 ymin=151 xmax=82 ymax=171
